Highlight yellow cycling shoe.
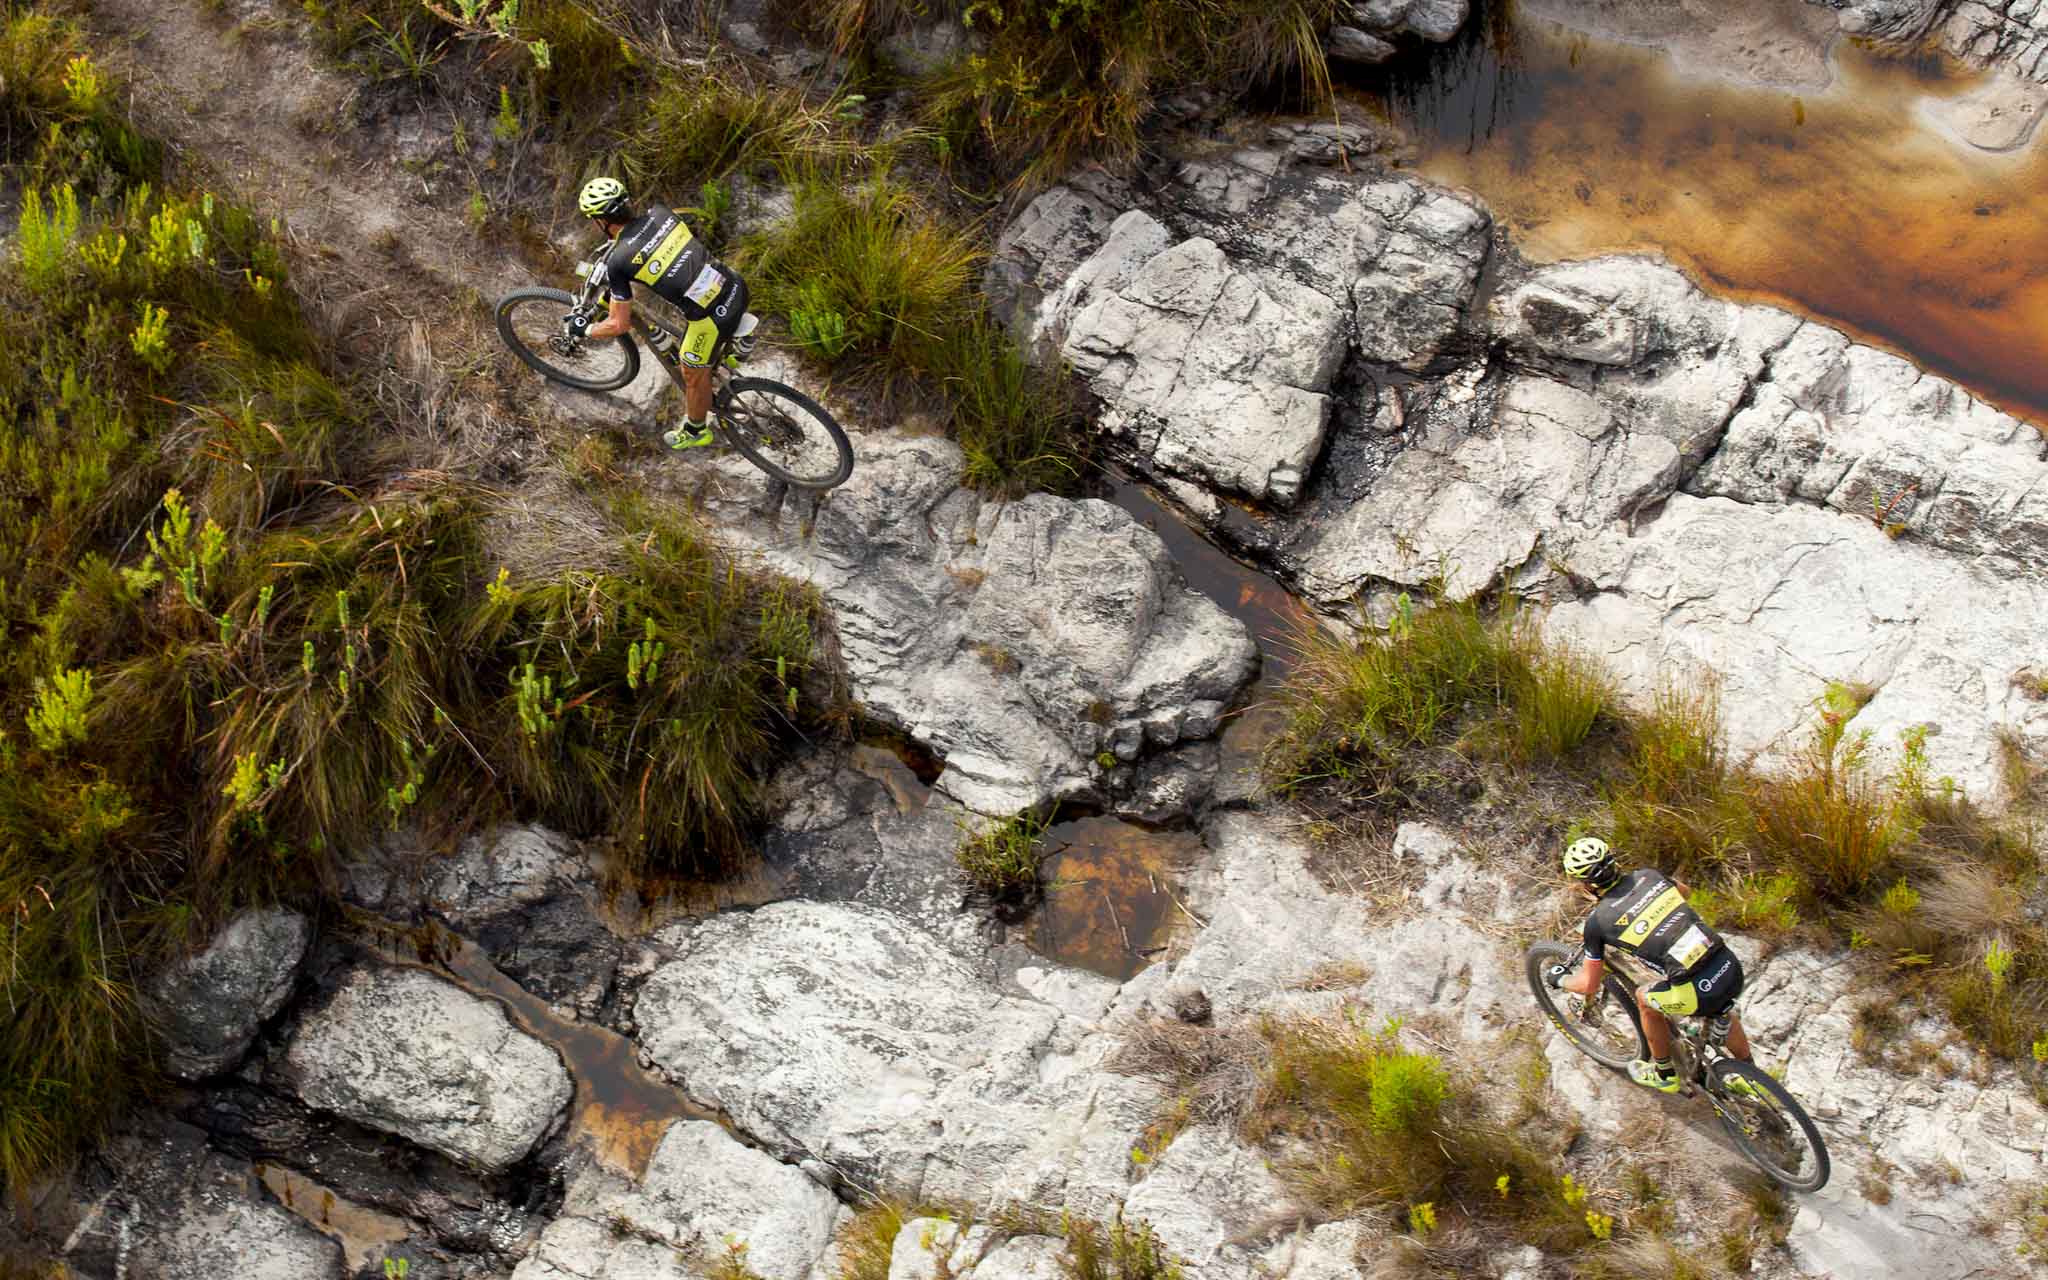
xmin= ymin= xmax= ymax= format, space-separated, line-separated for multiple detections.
xmin=1628 ymin=1059 xmax=1682 ymax=1094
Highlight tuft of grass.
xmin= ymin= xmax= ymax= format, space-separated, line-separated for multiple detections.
xmin=934 ymin=314 xmax=1086 ymax=498
xmin=1062 ymin=1212 xmax=1184 ymax=1280
xmin=740 ymin=167 xmax=984 ymax=378
xmin=1250 ymin=1010 xmax=1585 ymax=1250
xmin=955 ymin=810 xmax=1048 ymax=903
xmin=902 ymin=0 xmax=1338 ymax=191
xmin=622 ymin=65 xmax=864 ymax=194
xmin=833 ymin=1197 xmax=920 ymax=1280
xmin=1268 ymin=593 xmax=1615 ymax=805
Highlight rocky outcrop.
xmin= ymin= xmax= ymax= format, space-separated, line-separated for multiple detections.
xmin=1819 ymin=0 xmax=2048 ymax=80
xmin=514 ymin=1120 xmax=840 ymax=1280
xmin=145 ymin=908 xmax=311 ymax=1080
xmin=429 ymin=825 xmax=622 ymax=1017
xmin=1033 ymin=168 xmax=1491 ymax=511
xmin=278 ymin=965 xmax=573 ymax=1173
xmin=632 ymin=899 xmax=1154 ymax=1210
xmin=43 ymin=1122 xmax=346 ymax=1280
xmin=999 ymin=143 xmax=2048 ymax=800
xmin=1328 ymin=0 xmax=1471 ymax=64
xmin=700 ymin=435 xmax=1259 ymax=815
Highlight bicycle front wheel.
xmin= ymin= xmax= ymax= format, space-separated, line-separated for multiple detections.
xmin=495 ymin=286 xmax=639 ymax=391
xmin=1709 ymin=1059 xmax=1830 ymax=1192
xmin=715 ymin=377 xmax=854 ymax=490
xmin=1526 ymin=942 xmax=1648 ymax=1072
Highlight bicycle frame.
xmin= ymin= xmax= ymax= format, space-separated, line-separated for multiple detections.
xmin=1563 ymin=944 xmax=1732 ymax=1096
xmin=570 ymin=245 xmax=737 ymax=398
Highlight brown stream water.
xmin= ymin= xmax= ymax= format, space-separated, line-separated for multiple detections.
xmin=1394 ymin=14 xmax=2048 ymax=425
xmin=1034 ymin=817 xmax=1204 ymax=980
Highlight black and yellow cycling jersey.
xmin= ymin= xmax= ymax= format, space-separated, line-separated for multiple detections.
xmin=1583 ymin=868 xmax=1722 ymax=975
xmin=599 ymin=203 xmax=748 ymax=367
xmin=1584 ymin=868 xmax=1744 ymax=1016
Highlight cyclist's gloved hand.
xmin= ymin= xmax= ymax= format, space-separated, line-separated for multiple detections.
xmin=1545 ymin=963 xmax=1570 ymax=990
xmin=563 ymin=312 xmax=592 ymax=340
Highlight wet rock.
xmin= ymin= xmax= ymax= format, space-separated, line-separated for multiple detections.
xmin=1111 ymin=740 xmax=1220 ymax=825
xmin=1338 ymin=0 xmax=1469 ymax=44
xmin=1350 ymin=183 xmax=1492 ymax=373
xmin=429 ymin=825 xmax=622 ymax=1016
xmin=146 ymin=908 xmax=312 ymax=1080
xmin=278 ymin=966 xmax=572 ymax=1173
xmin=634 ymin=900 xmax=1155 ymax=1209
xmin=517 ymin=1120 xmax=839 ymax=1280
xmin=52 ymin=1121 xmax=345 ymax=1280
xmin=704 ymin=435 xmax=1257 ymax=814
xmin=1327 ymin=25 xmax=1398 ymax=61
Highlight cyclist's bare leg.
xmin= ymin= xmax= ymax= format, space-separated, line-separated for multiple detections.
xmin=1635 ymin=982 xmax=1674 ymax=1060
xmin=683 ymin=365 xmax=712 ymax=423
xmin=1724 ymin=1012 xmax=1754 ymax=1062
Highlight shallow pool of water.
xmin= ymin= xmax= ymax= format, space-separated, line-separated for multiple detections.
xmin=1381 ymin=11 xmax=2048 ymax=424
xmin=1031 ymin=816 xmax=1203 ymax=980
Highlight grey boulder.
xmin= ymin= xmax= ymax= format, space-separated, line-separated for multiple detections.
xmin=146 ymin=907 xmax=312 ymax=1080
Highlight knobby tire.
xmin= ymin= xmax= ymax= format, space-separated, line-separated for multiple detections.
xmin=1525 ymin=942 xmax=1648 ymax=1073
xmin=495 ymin=286 xmax=639 ymax=391
xmin=715 ymin=376 xmax=854 ymax=490
xmin=1709 ymin=1059 xmax=1831 ymax=1192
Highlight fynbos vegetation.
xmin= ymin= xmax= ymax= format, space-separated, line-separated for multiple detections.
xmin=0 ymin=9 xmax=838 ymax=1191
xmin=1268 ymin=591 xmax=2047 ymax=1067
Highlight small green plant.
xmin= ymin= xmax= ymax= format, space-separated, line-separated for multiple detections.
xmin=1880 ymin=878 xmax=1921 ymax=918
xmin=61 ymin=52 xmax=100 ymax=109
xmin=1061 ymin=1211 xmax=1184 ymax=1280
xmin=954 ymin=811 xmax=1048 ymax=902
xmin=1407 ymin=1201 xmax=1437 ymax=1236
xmin=25 ymin=667 xmax=94 ymax=754
xmin=421 ymin=0 xmax=549 ymax=67
xmin=383 ymin=1259 xmax=409 ymax=1280
xmin=1987 ymin=939 xmax=2016 ymax=993
xmin=130 ymin=301 xmax=173 ymax=372
xmin=1585 ymin=1209 xmax=1615 ymax=1241
xmin=16 ymin=183 xmax=80 ymax=293
xmin=492 ymin=82 xmax=520 ymax=142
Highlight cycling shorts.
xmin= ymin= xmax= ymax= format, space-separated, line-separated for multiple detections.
xmin=1643 ymin=945 xmax=1742 ymax=1018
xmin=675 ymin=276 xmax=749 ymax=368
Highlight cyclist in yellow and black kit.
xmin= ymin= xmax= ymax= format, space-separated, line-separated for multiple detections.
xmin=574 ymin=176 xmax=759 ymax=450
xmin=1552 ymin=837 xmax=1760 ymax=1095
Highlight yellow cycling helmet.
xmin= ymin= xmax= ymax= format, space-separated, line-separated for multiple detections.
xmin=1562 ymin=835 xmax=1617 ymax=885
xmin=578 ymin=176 xmax=631 ymax=221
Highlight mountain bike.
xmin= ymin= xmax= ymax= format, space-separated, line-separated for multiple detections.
xmin=492 ymin=253 xmax=854 ymax=490
xmin=1525 ymin=941 xmax=1830 ymax=1192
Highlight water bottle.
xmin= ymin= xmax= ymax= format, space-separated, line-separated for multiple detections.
xmin=649 ymin=328 xmax=678 ymax=361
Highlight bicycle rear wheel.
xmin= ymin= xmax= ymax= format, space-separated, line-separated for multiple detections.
xmin=1708 ymin=1059 xmax=1830 ymax=1192
xmin=1526 ymin=942 xmax=1649 ymax=1072
xmin=715 ymin=377 xmax=854 ymax=490
xmin=495 ymin=286 xmax=639 ymax=391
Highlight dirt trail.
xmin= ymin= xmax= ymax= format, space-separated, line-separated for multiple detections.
xmin=93 ymin=0 xmax=516 ymax=291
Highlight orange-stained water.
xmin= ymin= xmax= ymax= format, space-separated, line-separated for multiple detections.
xmin=1398 ymin=16 xmax=2048 ymax=426
xmin=1034 ymin=817 xmax=1204 ymax=980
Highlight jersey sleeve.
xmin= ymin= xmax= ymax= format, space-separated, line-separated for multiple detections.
xmin=601 ymin=248 xmax=633 ymax=302
xmin=1582 ymin=912 xmax=1606 ymax=960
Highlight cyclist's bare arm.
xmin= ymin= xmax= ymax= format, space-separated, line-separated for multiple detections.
xmin=1563 ymin=953 xmax=1605 ymax=996
xmin=587 ymin=298 xmax=632 ymax=340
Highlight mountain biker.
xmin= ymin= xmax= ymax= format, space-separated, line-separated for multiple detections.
xmin=573 ymin=176 xmax=759 ymax=451
xmin=1551 ymin=836 xmax=1760 ymax=1095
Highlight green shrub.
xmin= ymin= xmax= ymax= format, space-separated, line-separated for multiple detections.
xmin=623 ymin=66 xmax=863 ymax=194
xmin=934 ymin=314 xmax=1084 ymax=498
xmin=740 ymin=168 xmax=983 ymax=378
xmin=0 ymin=6 xmax=155 ymax=186
xmin=455 ymin=513 xmax=829 ymax=878
xmin=908 ymin=0 xmax=1337 ymax=191
xmin=1254 ymin=1010 xmax=1586 ymax=1247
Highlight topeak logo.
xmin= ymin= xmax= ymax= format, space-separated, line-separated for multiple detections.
xmin=632 ymin=252 xmax=646 ymax=265
xmin=647 ymin=259 xmax=664 ymax=275
xmin=1616 ymin=914 xmax=1631 ymax=929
